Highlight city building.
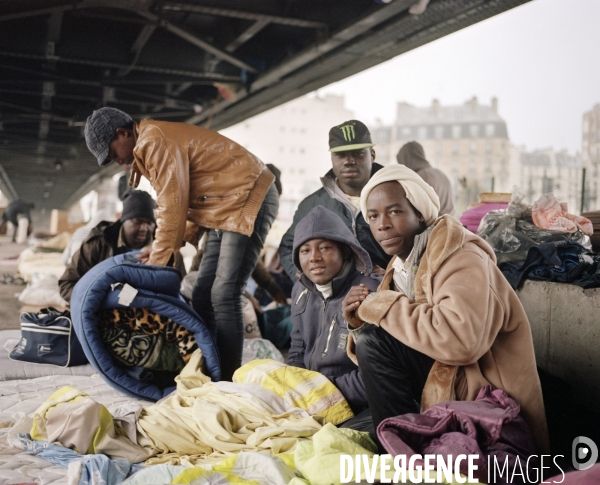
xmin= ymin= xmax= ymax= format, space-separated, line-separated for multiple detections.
xmin=582 ymin=103 xmax=600 ymax=211
xmin=372 ymin=97 xmax=511 ymax=214
xmin=518 ymin=147 xmax=582 ymax=213
xmin=219 ymin=94 xmax=354 ymax=223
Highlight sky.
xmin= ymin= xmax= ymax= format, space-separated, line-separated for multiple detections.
xmin=317 ymin=0 xmax=600 ymax=154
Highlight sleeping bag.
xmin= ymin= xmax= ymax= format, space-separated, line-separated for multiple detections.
xmin=70 ymin=252 xmax=220 ymax=400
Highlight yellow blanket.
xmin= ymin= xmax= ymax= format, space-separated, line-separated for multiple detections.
xmin=233 ymin=359 xmax=354 ymax=425
xmin=137 ymin=351 xmax=322 ymax=465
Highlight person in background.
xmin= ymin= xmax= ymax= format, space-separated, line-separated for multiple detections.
xmin=287 ymin=206 xmax=380 ymax=415
xmin=83 ymin=107 xmax=278 ymax=381
xmin=0 ymin=199 xmax=34 ymax=243
xmin=59 ymin=190 xmax=156 ymax=302
xmin=342 ymin=164 xmax=549 ymax=454
xmin=397 ymin=141 xmax=454 ymax=216
xmin=279 ymin=120 xmax=391 ymax=283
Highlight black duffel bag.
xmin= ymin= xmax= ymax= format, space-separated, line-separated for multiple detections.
xmin=9 ymin=307 xmax=87 ymax=367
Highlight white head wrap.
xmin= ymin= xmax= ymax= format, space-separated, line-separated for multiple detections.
xmin=360 ymin=165 xmax=441 ymax=226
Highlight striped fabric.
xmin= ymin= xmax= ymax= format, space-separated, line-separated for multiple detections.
xmin=233 ymin=359 xmax=354 ymax=425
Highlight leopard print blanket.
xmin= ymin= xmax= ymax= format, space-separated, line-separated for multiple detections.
xmin=97 ymin=308 xmax=198 ymax=368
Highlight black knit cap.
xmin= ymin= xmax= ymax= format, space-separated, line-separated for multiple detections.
xmin=121 ymin=190 xmax=156 ymax=222
xmin=328 ymin=119 xmax=374 ymax=153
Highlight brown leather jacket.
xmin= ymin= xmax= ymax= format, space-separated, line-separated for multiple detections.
xmin=129 ymin=120 xmax=274 ymax=266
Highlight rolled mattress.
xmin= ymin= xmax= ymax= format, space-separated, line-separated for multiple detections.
xmin=70 ymin=252 xmax=220 ymax=400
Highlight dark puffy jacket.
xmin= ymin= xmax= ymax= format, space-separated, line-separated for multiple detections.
xmin=286 ymin=206 xmax=380 ymax=413
xmin=59 ymin=221 xmax=126 ymax=302
xmin=278 ymin=163 xmax=391 ymax=281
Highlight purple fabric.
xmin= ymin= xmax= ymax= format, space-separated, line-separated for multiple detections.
xmin=377 ymin=386 xmax=538 ymax=484
xmin=460 ymin=203 xmax=508 ymax=233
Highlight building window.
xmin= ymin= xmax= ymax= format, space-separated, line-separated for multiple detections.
xmin=452 ymin=142 xmax=459 ymax=154
xmin=452 ymin=125 xmax=461 ymax=139
xmin=451 ymin=160 xmax=458 ymax=172
xmin=418 ymin=126 xmax=427 ymax=139
xmin=469 ymin=160 xmax=476 ymax=172
xmin=485 ymin=159 xmax=492 ymax=171
xmin=485 ymin=124 xmax=495 ymax=136
xmin=470 ymin=142 xmax=477 ymax=154
xmin=435 ymin=126 xmax=444 ymax=139
xmin=435 ymin=142 xmax=442 ymax=154
xmin=398 ymin=126 xmax=412 ymax=138
xmin=486 ymin=142 xmax=493 ymax=153
xmin=470 ymin=124 xmax=480 ymax=137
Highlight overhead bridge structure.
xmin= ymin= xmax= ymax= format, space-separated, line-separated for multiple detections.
xmin=0 ymin=0 xmax=529 ymax=210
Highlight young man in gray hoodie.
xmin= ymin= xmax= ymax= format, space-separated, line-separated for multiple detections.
xmin=287 ymin=206 xmax=380 ymax=414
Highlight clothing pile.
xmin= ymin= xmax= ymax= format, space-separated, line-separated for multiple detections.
xmin=478 ymin=190 xmax=600 ymax=289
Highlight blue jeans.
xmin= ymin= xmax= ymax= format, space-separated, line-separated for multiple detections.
xmin=191 ymin=183 xmax=279 ymax=380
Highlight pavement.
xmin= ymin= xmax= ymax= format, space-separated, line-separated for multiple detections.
xmin=0 ymin=236 xmax=29 ymax=330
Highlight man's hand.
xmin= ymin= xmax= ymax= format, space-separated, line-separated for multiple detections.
xmin=342 ymin=284 xmax=372 ymax=328
xmin=136 ymin=248 xmax=152 ymax=264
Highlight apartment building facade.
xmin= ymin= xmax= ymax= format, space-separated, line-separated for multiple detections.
xmin=582 ymin=103 xmax=600 ymax=211
xmin=372 ymin=97 xmax=511 ymax=214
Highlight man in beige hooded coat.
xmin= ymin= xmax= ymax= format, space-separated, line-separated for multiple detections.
xmin=343 ymin=164 xmax=549 ymax=454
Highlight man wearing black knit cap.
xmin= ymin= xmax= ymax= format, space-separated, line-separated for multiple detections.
xmin=59 ymin=190 xmax=157 ymax=303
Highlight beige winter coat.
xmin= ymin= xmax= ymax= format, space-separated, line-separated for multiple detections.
xmin=355 ymin=215 xmax=549 ymax=453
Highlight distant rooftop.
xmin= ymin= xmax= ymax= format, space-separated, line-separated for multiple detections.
xmin=396 ymin=97 xmax=504 ymax=125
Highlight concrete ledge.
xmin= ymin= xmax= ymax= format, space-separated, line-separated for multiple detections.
xmin=517 ymin=280 xmax=600 ymax=410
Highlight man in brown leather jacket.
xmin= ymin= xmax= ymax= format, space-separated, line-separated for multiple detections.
xmin=84 ymin=107 xmax=279 ymax=380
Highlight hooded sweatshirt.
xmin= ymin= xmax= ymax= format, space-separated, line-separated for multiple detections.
xmin=287 ymin=206 xmax=380 ymax=413
xmin=397 ymin=141 xmax=454 ymax=216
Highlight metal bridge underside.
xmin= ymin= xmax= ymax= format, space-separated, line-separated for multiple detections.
xmin=0 ymin=0 xmax=529 ymax=210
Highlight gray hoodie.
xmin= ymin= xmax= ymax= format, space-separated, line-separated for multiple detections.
xmin=287 ymin=206 xmax=380 ymax=413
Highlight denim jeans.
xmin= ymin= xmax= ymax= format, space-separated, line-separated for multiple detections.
xmin=192 ymin=183 xmax=279 ymax=380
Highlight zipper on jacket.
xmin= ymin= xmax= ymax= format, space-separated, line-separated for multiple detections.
xmin=352 ymin=217 xmax=357 ymax=236
xmin=321 ymin=317 xmax=336 ymax=358
xmin=309 ymin=296 xmax=329 ymax=370
xmin=199 ymin=193 xmax=240 ymax=202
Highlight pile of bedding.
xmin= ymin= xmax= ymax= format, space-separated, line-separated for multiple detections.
xmin=0 ymin=349 xmax=464 ymax=485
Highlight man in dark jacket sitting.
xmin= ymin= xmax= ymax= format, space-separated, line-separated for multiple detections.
xmin=287 ymin=206 xmax=380 ymax=414
xmin=59 ymin=190 xmax=156 ymax=302
xmin=279 ymin=120 xmax=391 ymax=282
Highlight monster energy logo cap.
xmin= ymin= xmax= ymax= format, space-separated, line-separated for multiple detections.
xmin=328 ymin=119 xmax=374 ymax=152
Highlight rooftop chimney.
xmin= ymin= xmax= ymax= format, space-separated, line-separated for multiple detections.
xmin=466 ymin=96 xmax=478 ymax=113
xmin=491 ymin=97 xmax=498 ymax=113
xmin=431 ymin=98 xmax=440 ymax=115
